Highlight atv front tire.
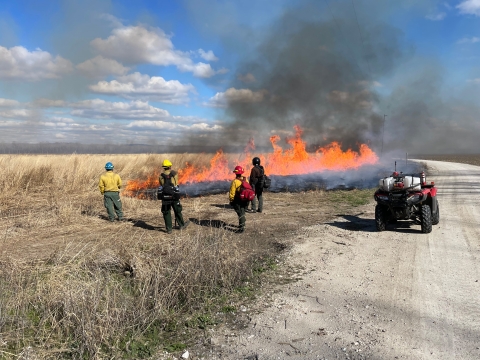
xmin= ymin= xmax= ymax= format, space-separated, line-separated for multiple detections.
xmin=421 ymin=204 xmax=432 ymax=233
xmin=431 ymin=199 xmax=440 ymax=225
xmin=375 ymin=204 xmax=388 ymax=231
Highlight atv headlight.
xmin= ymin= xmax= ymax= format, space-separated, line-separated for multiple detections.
xmin=376 ymin=195 xmax=389 ymax=201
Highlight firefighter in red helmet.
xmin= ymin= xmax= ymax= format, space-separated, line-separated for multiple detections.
xmin=229 ymin=165 xmax=248 ymax=233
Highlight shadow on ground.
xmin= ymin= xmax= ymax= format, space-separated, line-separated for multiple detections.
xmin=326 ymin=213 xmax=426 ymax=234
xmin=189 ymin=218 xmax=239 ymax=232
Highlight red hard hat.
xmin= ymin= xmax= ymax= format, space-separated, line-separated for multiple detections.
xmin=233 ymin=165 xmax=244 ymax=175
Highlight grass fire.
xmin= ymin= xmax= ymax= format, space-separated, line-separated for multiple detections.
xmin=124 ymin=126 xmax=378 ymax=199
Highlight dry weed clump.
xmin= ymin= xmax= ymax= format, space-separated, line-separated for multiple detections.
xmin=0 ymin=228 xmax=256 ymax=359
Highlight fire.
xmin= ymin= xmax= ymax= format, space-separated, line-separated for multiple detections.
xmin=124 ymin=126 xmax=378 ymax=196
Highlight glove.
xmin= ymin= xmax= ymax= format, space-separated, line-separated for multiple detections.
xmin=174 ymin=186 xmax=180 ymax=192
xmin=158 ymin=186 xmax=163 ymax=191
xmin=229 ymin=201 xmax=234 ymax=206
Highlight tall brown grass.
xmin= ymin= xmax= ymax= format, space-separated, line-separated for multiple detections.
xmin=0 ymin=154 xmax=265 ymax=359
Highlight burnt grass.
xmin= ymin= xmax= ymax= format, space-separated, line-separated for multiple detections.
xmin=0 ymin=187 xmax=373 ymax=359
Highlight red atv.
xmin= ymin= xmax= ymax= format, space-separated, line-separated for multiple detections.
xmin=374 ymin=170 xmax=439 ymax=233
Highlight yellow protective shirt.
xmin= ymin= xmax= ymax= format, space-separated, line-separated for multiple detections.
xmin=229 ymin=177 xmax=246 ymax=202
xmin=98 ymin=171 xmax=122 ymax=194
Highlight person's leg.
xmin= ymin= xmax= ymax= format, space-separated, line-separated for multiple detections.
xmin=172 ymin=201 xmax=186 ymax=228
xmin=233 ymin=202 xmax=246 ymax=231
xmin=162 ymin=203 xmax=173 ymax=233
xmin=257 ymin=188 xmax=263 ymax=212
xmin=112 ymin=192 xmax=124 ymax=220
xmin=104 ymin=193 xmax=116 ymax=221
xmin=251 ymin=196 xmax=257 ymax=211
xmin=239 ymin=204 xmax=246 ymax=230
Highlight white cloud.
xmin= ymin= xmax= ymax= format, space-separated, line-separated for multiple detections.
xmin=426 ymin=12 xmax=447 ymax=20
xmin=177 ymin=62 xmax=216 ymax=78
xmin=90 ymin=25 xmax=221 ymax=78
xmin=126 ymin=120 xmax=223 ymax=132
xmin=328 ymin=90 xmax=373 ymax=109
xmin=99 ymin=13 xmax=124 ymax=29
xmin=238 ymin=73 xmax=256 ymax=83
xmin=76 ymin=56 xmax=130 ymax=78
xmin=207 ymin=88 xmax=268 ymax=108
xmin=70 ymin=99 xmax=170 ymax=120
xmin=198 ymin=49 xmax=218 ymax=61
xmin=0 ymin=46 xmax=73 ymax=81
xmin=457 ymin=36 xmax=480 ymax=44
xmin=457 ymin=0 xmax=480 ymax=15
xmin=217 ymin=67 xmax=229 ymax=74
xmin=0 ymin=98 xmax=20 ymax=107
xmin=89 ymin=72 xmax=195 ymax=104
xmin=31 ymin=99 xmax=67 ymax=108
xmin=467 ymin=78 xmax=480 ymax=83
xmin=0 ymin=109 xmax=34 ymax=118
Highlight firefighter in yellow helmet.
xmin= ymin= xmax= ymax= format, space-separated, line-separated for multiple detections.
xmin=158 ymin=159 xmax=189 ymax=234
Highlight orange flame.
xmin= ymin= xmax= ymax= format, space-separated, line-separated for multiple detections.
xmin=124 ymin=126 xmax=378 ymax=196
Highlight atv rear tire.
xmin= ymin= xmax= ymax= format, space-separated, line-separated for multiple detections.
xmin=432 ymin=199 xmax=440 ymax=225
xmin=375 ymin=204 xmax=388 ymax=231
xmin=421 ymin=204 xmax=432 ymax=233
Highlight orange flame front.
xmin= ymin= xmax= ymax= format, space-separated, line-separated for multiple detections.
xmin=124 ymin=126 xmax=378 ymax=197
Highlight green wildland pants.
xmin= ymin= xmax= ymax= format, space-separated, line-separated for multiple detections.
xmin=162 ymin=200 xmax=186 ymax=231
xmin=104 ymin=191 xmax=123 ymax=221
xmin=232 ymin=201 xmax=247 ymax=230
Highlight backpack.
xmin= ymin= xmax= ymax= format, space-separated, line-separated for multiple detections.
xmin=254 ymin=165 xmax=271 ymax=189
xmin=255 ymin=166 xmax=265 ymax=188
xmin=158 ymin=171 xmax=179 ymax=202
xmin=263 ymin=175 xmax=271 ymax=189
xmin=238 ymin=178 xmax=255 ymax=202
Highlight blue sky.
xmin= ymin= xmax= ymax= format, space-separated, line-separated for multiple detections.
xmin=0 ymin=0 xmax=479 ymax=152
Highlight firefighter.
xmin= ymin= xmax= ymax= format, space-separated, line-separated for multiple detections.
xmin=159 ymin=159 xmax=189 ymax=234
xmin=229 ymin=165 xmax=248 ymax=233
xmin=248 ymin=157 xmax=265 ymax=213
xmin=98 ymin=162 xmax=124 ymax=222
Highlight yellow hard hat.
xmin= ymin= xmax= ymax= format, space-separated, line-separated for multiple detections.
xmin=162 ymin=159 xmax=173 ymax=168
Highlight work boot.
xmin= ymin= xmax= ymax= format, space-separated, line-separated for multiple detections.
xmin=179 ymin=220 xmax=190 ymax=230
xmin=235 ymin=227 xmax=245 ymax=234
xmin=167 ymin=229 xmax=172 ymax=234
xmin=257 ymin=209 xmax=262 ymax=213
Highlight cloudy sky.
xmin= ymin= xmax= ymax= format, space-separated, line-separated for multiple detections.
xmin=1 ymin=0 xmax=480 ymax=152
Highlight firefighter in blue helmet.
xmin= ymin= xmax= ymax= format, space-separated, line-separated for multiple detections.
xmin=98 ymin=162 xmax=124 ymax=222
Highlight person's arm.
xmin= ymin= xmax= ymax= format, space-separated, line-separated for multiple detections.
xmin=172 ymin=172 xmax=179 ymax=187
xmin=249 ymin=168 xmax=256 ymax=185
xmin=98 ymin=176 xmax=105 ymax=195
xmin=159 ymin=174 xmax=165 ymax=186
xmin=229 ymin=180 xmax=238 ymax=203
xmin=117 ymin=174 xmax=122 ymax=189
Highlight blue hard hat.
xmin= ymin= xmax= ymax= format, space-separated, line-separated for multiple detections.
xmin=105 ymin=162 xmax=114 ymax=170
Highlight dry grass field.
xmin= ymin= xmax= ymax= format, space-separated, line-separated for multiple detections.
xmin=413 ymin=154 xmax=480 ymax=167
xmin=0 ymin=154 xmax=373 ymax=359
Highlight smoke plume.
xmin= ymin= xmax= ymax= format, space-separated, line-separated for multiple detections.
xmin=193 ymin=0 xmax=480 ymax=155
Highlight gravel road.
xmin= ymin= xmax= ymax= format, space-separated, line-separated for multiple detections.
xmin=203 ymin=160 xmax=480 ymax=360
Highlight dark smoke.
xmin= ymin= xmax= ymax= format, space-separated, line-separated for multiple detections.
xmin=199 ymin=2 xmax=411 ymax=152
xmin=191 ymin=0 xmax=480 ymax=155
